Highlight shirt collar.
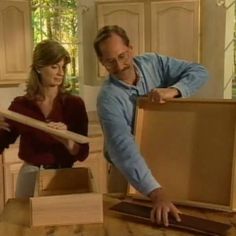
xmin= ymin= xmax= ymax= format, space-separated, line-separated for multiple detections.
xmin=109 ymin=61 xmax=143 ymax=89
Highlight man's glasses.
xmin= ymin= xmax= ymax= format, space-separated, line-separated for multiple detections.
xmin=102 ymin=51 xmax=130 ymax=69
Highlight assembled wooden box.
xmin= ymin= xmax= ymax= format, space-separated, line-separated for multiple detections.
xmin=30 ymin=167 xmax=103 ymax=226
xmin=128 ymin=98 xmax=236 ymax=211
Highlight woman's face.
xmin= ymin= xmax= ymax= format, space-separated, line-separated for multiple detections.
xmin=39 ymin=59 xmax=66 ymax=87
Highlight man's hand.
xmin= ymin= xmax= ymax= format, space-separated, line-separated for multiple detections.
xmin=149 ymin=188 xmax=181 ymax=226
xmin=148 ymin=87 xmax=181 ymax=103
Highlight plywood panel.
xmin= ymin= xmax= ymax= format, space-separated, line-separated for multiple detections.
xmin=30 ymin=193 xmax=103 ymax=226
xmin=0 ymin=108 xmax=89 ymax=144
xmin=36 ymin=167 xmax=94 ymax=196
xmin=130 ymin=98 xmax=236 ymax=211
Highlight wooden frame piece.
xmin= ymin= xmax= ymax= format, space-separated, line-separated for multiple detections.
xmin=30 ymin=167 xmax=103 ymax=226
xmin=34 ymin=167 xmax=95 ymax=196
xmin=128 ymin=98 xmax=236 ymax=211
xmin=110 ymin=201 xmax=231 ymax=235
xmin=0 ymin=108 xmax=89 ymax=143
xmin=30 ymin=193 xmax=103 ymax=226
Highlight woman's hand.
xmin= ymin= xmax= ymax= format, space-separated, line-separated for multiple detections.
xmin=47 ymin=121 xmax=80 ymax=155
xmin=0 ymin=115 xmax=10 ymax=132
xmin=149 ymin=188 xmax=181 ymax=226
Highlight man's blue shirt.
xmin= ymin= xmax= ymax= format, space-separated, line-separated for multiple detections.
xmin=97 ymin=53 xmax=209 ymax=195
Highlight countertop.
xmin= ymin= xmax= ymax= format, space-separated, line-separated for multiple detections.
xmin=0 ymin=195 xmax=236 ymax=236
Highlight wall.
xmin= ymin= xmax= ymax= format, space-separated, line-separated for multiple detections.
xmin=0 ymin=84 xmax=25 ymax=109
xmin=199 ymin=0 xmax=234 ymax=98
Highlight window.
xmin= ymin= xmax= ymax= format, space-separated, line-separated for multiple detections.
xmin=31 ymin=0 xmax=79 ymax=94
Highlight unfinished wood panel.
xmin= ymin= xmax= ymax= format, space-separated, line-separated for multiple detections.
xmin=35 ymin=167 xmax=94 ymax=197
xmin=129 ymin=98 xmax=236 ymax=211
xmin=150 ymin=0 xmax=200 ymax=62
xmin=2 ymin=146 xmax=22 ymax=203
xmin=3 ymin=163 xmax=22 ymax=203
xmin=30 ymin=193 xmax=103 ymax=226
xmin=0 ymin=108 xmax=89 ymax=144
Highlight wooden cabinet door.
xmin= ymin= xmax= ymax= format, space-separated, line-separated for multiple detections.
xmin=0 ymin=0 xmax=32 ymax=85
xmin=96 ymin=1 xmax=145 ymax=76
xmin=150 ymin=0 xmax=200 ymax=62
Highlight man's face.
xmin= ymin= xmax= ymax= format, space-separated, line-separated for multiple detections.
xmin=99 ymin=34 xmax=133 ymax=81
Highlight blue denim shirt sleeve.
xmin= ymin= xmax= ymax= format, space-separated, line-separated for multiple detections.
xmin=97 ymin=92 xmax=161 ymax=195
xmin=135 ymin=53 xmax=209 ymax=97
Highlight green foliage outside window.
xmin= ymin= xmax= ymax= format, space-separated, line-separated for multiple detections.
xmin=31 ymin=0 xmax=79 ymax=95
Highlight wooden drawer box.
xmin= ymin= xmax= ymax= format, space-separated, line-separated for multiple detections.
xmin=30 ymin=167 xmax=103 ymax=226
xmin=129 ymin=98 xmax=236 ymax=211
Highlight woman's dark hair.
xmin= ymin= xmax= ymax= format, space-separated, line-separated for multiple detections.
xmin=26 ymin=39 xmax=71 ymax=100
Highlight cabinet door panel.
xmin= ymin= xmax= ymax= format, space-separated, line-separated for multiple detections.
xmin=97 ymin=2 xmax=145 ymax=76
xmin=0 ymin=1 xmax=32 ymax=85
xmin=151 ymin=0 xmax=199 ymax=62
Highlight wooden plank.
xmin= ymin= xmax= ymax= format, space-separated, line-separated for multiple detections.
xmin=0 ymin=108 xmax=89 ymax=144
xmin=110 ymin=201 xmax=231 ymax=236
xmin=30 ymin=193 xmax=103 ymax=226
xmin=129 ymin=98 xmax=236 ymax=210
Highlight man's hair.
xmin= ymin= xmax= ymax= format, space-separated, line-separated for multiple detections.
xmin=94 ymin=25 xmax=130 ymax=58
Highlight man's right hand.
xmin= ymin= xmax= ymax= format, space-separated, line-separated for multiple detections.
xmin=148 ymin=187 xmax=181 ymax=226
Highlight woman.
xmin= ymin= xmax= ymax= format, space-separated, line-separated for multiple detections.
xmin=0 ymin=39 xmax=89 ymax=198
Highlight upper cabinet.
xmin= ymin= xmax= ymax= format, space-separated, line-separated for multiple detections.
xmin=150 ymin=0 xmax=199 ymax=62
xmin=96 ymin=2 xmax=145 ymax=76
xmin=96 ymin=0 xmax=200 ymax=76
xmin=0 ymin=0 xmax=32 ymax=85
xmin=97 ymin=2 xmax=145 ymax=56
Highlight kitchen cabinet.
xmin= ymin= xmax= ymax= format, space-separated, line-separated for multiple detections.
xmin=150 ymin=0 xmax=199 ymax=61
xmin=0 ymin=123 xmax=107 ymax=210
xmin=0 ymin=0 xmax=32 ymax=85
xmin=96 ymin=0 xmax=200 ymax=76
xmin=96 ymin=1 xmax=145 ymax=76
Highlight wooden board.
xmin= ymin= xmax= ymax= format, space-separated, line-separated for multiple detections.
xmin=31 ymin=167 xmax=103 ymax=226
xmin=30 ymin=193 xmax=103 ymax=226
xmin=128 ymin=98 xmax=236 ymax=211
xmin=0 ymin=108 xmax=89 ymax=144
xmin=110 ymin=201 xmax=231 ymax=236
xmin=34 ymin=167 xmax=95 ymax=196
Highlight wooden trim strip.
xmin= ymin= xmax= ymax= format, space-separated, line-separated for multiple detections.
xmin=0 ymin=108 xmax=89 ymax=144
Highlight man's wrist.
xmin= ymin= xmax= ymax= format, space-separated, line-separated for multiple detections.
xmin=148 ymin=187 xmax=165 ymax=202
xmin=169 ymin=87 xmax=181 ymax=98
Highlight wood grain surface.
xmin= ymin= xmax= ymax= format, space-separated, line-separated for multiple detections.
xmin=0 ymin=108 xmax=89 ymax=143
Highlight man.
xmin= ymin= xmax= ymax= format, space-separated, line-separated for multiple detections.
xmin=94 ymin=25 xmax=209 ymax=226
